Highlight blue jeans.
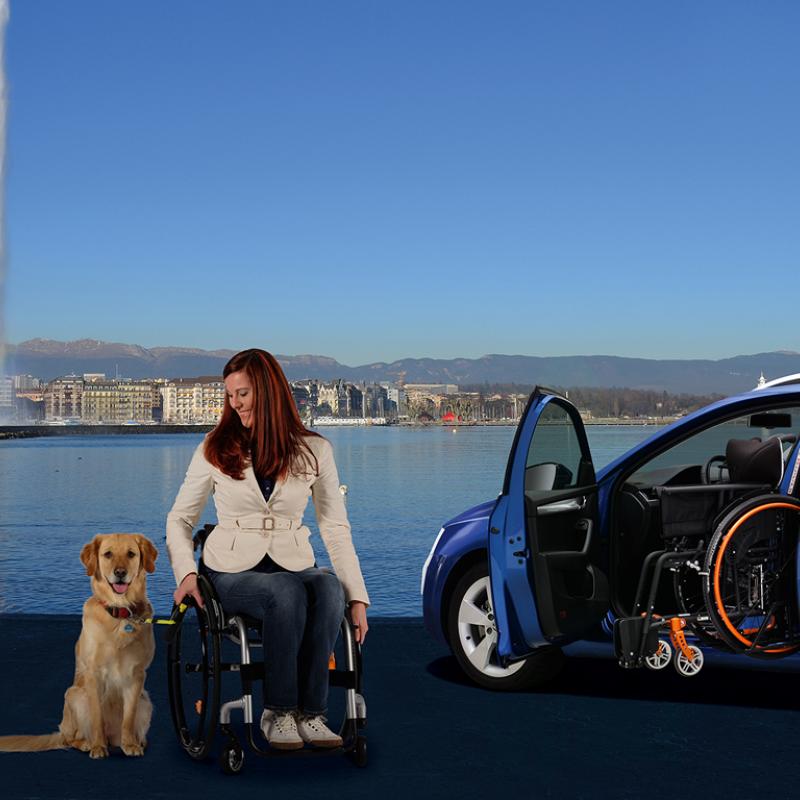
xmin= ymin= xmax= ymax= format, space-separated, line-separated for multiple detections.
xmin=205 ymin=556 xmax=345 ymax=715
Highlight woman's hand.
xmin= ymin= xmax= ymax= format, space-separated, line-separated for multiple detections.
xmin=173 ymin=572 xmax=204 ymax=608
xmin=349 ymin=601 xmax=368 ymax=644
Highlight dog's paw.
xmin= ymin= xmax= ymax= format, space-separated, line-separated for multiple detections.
xmin=70 ymin=738 xmax=91 ymax=752
xmin=121 ymin=741 xmax=145 ymax=757
xmin=89 ymin=745 xmax=109 ymax=759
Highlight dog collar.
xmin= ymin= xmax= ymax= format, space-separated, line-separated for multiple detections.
xmin=101 ymin=601 xmax=143 ymax=620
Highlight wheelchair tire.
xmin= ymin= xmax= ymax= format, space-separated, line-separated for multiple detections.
xmin=674 ymin=644 xmax=704 ymax=677
xmin=167 ymin=574 xmax=224 ymax=760
xmin=219 ymin=741 xmax=245 ymax=775
xmin=703 ymin=494 xmax=800 ymax=658
xmin=446 ymin=562 xmax=564 ymax=691
xmin=351 ymin=735 xmax=367 ymax=768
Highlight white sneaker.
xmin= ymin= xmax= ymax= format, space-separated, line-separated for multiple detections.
xmin=260 ymin=710 xmax=304 ymax=750
xmin=295 ymin=714 xmax=343 ymax=749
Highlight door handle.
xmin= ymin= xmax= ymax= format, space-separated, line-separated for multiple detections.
xmin=537 ymin=496 xmax=586 ymax=516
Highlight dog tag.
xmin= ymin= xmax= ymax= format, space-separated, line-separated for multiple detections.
xmin=124 ymin=623 xmax=134 ymax=633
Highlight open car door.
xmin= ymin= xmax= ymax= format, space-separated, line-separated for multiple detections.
xmin=489 ymin=388 xmax=609 ymax=661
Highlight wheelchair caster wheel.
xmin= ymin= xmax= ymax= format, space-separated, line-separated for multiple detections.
xmin=220 ymin=742 xmax=245 ymax=775
xmin=674 ymin=645 xmax=704 ymax=677
xmin=351 ymin=735 xmax=367 ymax=768
xmin=644 ymin=640 xmax=672 ymax=671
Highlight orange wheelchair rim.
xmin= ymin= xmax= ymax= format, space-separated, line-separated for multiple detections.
xmin=712 ymin=501 xmax=800 ymax=654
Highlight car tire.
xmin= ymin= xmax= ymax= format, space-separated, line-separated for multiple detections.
xmin=446 ymin=562 xmax=564 ymax=691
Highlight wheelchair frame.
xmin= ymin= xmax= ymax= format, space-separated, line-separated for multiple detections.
xmin=613 ymin=486 xmax=800 ymax=677
xmin=166 ymin=525 xmax=367 ymax=774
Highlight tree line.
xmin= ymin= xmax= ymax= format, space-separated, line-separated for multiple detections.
xmin=461 ymin=384 xmax=722 ymax=419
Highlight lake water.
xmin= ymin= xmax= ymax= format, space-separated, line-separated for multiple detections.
xmin=0 ymin=425 xmax=657 ymax=615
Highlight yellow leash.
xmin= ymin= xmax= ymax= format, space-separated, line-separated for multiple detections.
xmin=133 ymin=602 xmax=189 ymax=626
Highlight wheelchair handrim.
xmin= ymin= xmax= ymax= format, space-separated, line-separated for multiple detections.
xmin=711 ymin=501 xmax=800 ymax=654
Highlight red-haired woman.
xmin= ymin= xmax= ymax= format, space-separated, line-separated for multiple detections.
xmin=166 ymin=349 xmax=369 ymax=750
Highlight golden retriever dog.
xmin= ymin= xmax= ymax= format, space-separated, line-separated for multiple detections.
xmin=0 ymin=534 xmax=157 ymax=758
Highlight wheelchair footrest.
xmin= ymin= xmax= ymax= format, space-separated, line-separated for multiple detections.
xmin=614 ymin=616 xmax=658 ymax=668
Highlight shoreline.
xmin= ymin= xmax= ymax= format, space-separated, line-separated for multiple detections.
xmin=0 ymin=417 xmax=675 ymax=440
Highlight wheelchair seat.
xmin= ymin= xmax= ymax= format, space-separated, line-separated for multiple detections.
xmin=166 ymin=525 xmax=367 ymax=774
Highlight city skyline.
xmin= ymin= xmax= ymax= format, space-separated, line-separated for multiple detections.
xmin=5 ymin=334 xmax=800 ymax=396
xmin=3 ymin=2 xmax=800 ymax=363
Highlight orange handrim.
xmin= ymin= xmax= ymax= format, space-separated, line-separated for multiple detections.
xmin=712 ymin=502 xmax=800 ymax=654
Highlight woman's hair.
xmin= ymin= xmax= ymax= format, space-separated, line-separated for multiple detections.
xmin=204 ymin=349 xmax=320 ymax=481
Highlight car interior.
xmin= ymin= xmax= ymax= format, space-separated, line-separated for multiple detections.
xmin=610 ymin=407 xmax=800 ymax=668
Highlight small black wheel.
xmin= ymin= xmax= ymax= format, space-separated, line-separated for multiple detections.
xmin=219 ymin=742 xmax=245 ymax=775
xmin=166 ymin=574 xmax=223 ymax=760
xmin=352 ymin=735 xmax=367 ymax=768
xmin=446 ymin=562 xmax=564 ymax=690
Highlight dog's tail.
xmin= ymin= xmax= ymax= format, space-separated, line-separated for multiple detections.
xmin=0 ymin=732 xmax=67 ymax=752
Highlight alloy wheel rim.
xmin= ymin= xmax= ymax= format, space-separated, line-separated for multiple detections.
xmin=457 ymin=576 xmax=525 ymax=678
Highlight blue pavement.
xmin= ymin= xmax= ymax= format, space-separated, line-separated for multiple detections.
xmin=1 ymin=615 xmax=798 ymax=799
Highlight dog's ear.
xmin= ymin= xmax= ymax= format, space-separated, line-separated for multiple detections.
xmin=80 ymin=537 xmax=100 ymax=577
xmin=137 ymin=535 xmax=158 ymax=574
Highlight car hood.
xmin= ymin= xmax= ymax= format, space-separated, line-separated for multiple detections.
xmin=443 ymin=498 xmax=496 ymax=528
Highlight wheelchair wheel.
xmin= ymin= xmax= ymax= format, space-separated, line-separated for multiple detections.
xmin=674 ymin=644 xmax=703 ymax=677
xmin=167 ymin=575 xmax=223 ymax=760
xmin=703 ymin=495 xmax=800 ymax=658
xmin=644 ymin=639 xmax=672 ymax=671
xmin=219 ymin=741 xmax=245 ymax=775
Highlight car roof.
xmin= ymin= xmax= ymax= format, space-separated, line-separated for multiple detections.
xmin=756 ymin=373 xmax=800 ymax=390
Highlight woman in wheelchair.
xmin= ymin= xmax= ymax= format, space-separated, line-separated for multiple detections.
xmin=166 ymin=348 xmax=369 ymax=752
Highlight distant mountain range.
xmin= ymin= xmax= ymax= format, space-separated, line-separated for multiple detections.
xmin=4 ymin=338 xmax=800 ymax=395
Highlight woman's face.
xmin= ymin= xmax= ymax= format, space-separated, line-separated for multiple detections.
xmin=224 ymin=370 xmax=254 ymax=428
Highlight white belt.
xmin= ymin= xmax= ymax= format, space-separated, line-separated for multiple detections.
xmin=222 ymin=515 xmax=300 ymax=531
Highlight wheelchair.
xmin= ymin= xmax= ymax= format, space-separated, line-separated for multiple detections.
xmin=165 ymin=524 xmax=367 ymax=774
xmin=614 ymin=434 xmax=800 ymax=676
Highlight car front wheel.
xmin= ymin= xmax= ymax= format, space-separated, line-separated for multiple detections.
xmin=446 ymin=562 xmax=564 ymax=691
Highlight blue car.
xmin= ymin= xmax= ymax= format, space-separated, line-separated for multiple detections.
xmin=422 ymin=381 xmax=800 ymax=689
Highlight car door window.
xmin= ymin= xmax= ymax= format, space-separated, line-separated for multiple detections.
xmin=628 ymin=405 xmax=800 ymax=488
xmin=525 ymin=400 xmax=594 ymax=501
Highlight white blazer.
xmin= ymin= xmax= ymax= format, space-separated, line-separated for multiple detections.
xmin=166 ymin=435 xmax=369 ymax=605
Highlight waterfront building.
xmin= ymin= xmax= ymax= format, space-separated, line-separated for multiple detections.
xmin=291 ymin=383 xmax=311 ymax=420
xmin=13 ymin=374 xmax=42 ymax=391
xmin=317 ymin=381 xmax=342 ymax=416
xmin=43 ymin=375 xmax=84 ymax=421
xmin=404 ymin=383 xmax=459 ymax=395
xmin=345 ymin=383 xmax=363 ymax=417
xmin=296 ymin=380 xmax=319 ymax=411
xmin=0 ymin=375 xmax=14 ymax=421
xmin=361 ymin=383 xmax=396 ymax=419
xmin=383 ymin=384 xmax=406 ymax=417
xmin=82 ymin=380 xmax=161 ymax=423
xmin=161 ymin=378 xmax=225 ymax=424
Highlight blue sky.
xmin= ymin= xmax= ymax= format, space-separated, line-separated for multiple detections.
xmin=3 ymin=1 xmax=799 ymax=364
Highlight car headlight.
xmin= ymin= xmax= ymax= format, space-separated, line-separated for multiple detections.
xmin=420 ymin=526 xmax=446 ymax=594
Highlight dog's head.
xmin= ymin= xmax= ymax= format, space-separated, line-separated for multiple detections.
xmin=80 ymin=534 xmax=158 ymax=604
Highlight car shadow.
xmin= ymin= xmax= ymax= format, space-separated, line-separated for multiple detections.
xmin=426 ymin=654 xmax=800 ymax=710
